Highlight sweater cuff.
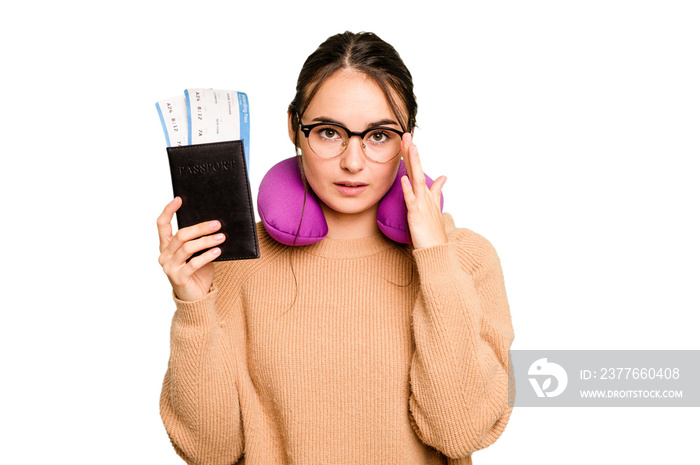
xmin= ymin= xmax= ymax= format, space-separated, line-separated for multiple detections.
xmin=172 ymin=285 xmax=218 ymax=329
xmin=411 ymin=241 xmax=461 ymax=282
xmin=412 ymin=240 xmax=482 ymax=323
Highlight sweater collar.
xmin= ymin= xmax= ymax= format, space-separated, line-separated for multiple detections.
xmin=298 ymin=213 xmax=455 ymax=259
xmin=299 ymin=230 xmax=397 ymax=259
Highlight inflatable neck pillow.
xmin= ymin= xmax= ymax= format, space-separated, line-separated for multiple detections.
xmin=257 ymin=157 xmax=444 ymax=246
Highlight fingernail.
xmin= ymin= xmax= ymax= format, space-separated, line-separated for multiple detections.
xmin=211 ymin=248 xmax=221 ymax=256
xmin=214 ymin=233 xmax=225 ymax=240
xmin=171 ymin=197 xmax=179 ymax=205
xmin=209 ymin=220 xmax=220 ymax=230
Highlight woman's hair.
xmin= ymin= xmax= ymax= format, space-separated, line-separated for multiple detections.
xmin=288 ymin=31 xmax=418 ymax=146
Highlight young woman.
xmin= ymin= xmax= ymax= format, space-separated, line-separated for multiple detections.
xmin=157 ymin=31 xmax=514 ymax=465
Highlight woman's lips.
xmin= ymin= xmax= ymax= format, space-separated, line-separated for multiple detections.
xmin=334 ymin=182 xmax=368 ymax=195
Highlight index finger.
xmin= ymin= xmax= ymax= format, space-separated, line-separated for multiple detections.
xmin=157 ymin=197 xmax=181 ymax=251
xmin=401 ymin=133 xmax=414 ymax=183
xmin=407 ymin=144 xmax=427 ymax=187
xmin=401 ymin=134 xmax=427 ymax=193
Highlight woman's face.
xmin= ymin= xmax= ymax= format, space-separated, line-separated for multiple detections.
xmin=289 ymin=69 xmax=404 ymax=222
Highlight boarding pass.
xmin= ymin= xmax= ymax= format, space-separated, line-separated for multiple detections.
xmin=156 ymin=89 xmax=250 ymax=169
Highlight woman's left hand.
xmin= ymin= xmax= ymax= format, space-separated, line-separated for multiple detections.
xmin=400 ymin=133 xmax=449 ymax=250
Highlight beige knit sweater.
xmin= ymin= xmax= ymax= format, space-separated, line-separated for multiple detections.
xmin=160 ymin=213 xmax=515 ymax=465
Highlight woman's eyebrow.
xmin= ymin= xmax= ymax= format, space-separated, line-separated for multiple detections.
xmin=310 ymin=116 xmax=400 ymax=128
xmin=367 ymin=119 xmax=400 ymax=128
xmin=310 ymin=116 xmax=344 ymax=125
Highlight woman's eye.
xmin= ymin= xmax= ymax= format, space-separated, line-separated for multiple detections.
xmin=368 ymin=131 xmax=389 ymax=143
xmin=318 ymin=127 xmax=341 ymax=140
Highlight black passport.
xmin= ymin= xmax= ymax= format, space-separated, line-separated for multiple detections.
xmin=166 ymin=140 xmax=259 ymax=261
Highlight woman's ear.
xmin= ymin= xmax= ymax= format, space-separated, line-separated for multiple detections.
xmin=287 ymin=111 xmax=297 ymax=145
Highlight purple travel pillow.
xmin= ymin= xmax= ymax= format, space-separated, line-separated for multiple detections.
xmin=257 ymin=157 xmax=443 ymax=246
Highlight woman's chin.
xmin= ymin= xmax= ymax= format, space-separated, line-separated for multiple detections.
xmin=318 ymin=196 xmax=379 ymax=218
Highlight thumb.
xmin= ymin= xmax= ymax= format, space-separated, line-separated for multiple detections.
xmin=430 ymin=176 xmax=447 ymax=205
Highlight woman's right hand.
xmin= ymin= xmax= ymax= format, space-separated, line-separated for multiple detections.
xmin=157 ymin=197 xmax=226 ymax=302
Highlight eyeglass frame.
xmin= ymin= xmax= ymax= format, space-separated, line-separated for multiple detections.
xmin=298 ymin=121 xmax=406 ymax=163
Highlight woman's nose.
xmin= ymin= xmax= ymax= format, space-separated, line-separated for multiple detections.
xmin=340 ymin=136 xmax=366 ymax=172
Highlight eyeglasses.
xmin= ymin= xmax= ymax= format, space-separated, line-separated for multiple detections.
xmin=299 ymin=121 xmax=405 ymax=163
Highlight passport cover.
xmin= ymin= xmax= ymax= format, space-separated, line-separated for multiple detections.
xmin=166 ymin=140 xmax=259 ymax=261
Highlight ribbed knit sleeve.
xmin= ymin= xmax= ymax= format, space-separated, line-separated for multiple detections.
xmin=407 ymin=228 xmax=515 ymax=459
xmin=159 ymin=284 xmax=244 ymax=465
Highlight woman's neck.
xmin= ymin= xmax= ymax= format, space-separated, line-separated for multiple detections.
xmin=320 ymin=202 xmax=381 ymax=240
